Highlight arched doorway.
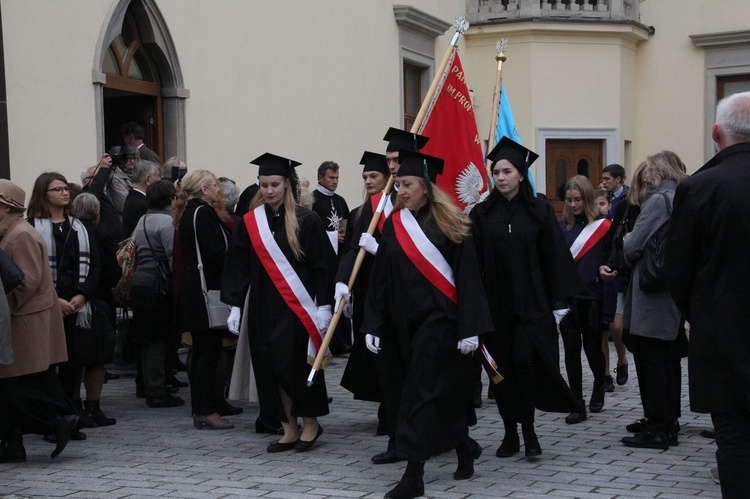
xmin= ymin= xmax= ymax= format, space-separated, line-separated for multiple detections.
xmin=93 ymin=0 xmax=188 ymax=161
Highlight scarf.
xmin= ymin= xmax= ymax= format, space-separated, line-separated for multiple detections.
xmin=315 ymin=184 xmax=335 ymax=197
xmin=34 ymin=217 xmax=92 ymax=329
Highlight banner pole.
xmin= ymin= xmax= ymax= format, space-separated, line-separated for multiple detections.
xmin=307 ymin=16 xmax=470 ymax=386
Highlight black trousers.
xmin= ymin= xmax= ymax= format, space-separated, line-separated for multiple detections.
xmin=189 ymin=329 xmax=223 ymax=416
xmin=559 ymin=298 xmax=606 ymax=401
xmin=631 ymin=335 xmax=679 ymax=435
xmin=712 ymin=407 xmax=750 ymax=499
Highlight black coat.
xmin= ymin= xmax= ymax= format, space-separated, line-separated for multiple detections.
xmin=177 ymin=199 xmax=230 ymax=333
xmin=221 ymin=203 xmax=332 ymax=420
xmin=84 ymin=166 xmax=123 ymax=243
xmin=362 ymin=206 xmax=493 ymax=461
xmin=664 ymin=142 xmax=750 ymax=413
xmin=470 ymin=192 xmax=582 ymax=419
xmin=336 ymin=201 xmax=380 ymax=401
xmin=122 ymin=190 xmax=148 ymax=239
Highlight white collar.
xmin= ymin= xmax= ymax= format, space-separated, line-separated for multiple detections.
xmin=316 ymin=184 xmax=335 ymax=197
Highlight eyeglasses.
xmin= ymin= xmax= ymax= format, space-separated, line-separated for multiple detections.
xmin=47 ymin=186 xmax=70 ymax=193
xmin=127 ymin=156 xmax=138 ymax=161
xmin=204 ymin=183 xmax=218 ymax=188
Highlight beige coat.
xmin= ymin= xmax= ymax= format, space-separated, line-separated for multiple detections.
xmin=0 ymin=213 xmax=67 ymax=378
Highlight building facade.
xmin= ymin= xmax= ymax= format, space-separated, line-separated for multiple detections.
xmin=1 ymin=0 xmax=749 ymax=206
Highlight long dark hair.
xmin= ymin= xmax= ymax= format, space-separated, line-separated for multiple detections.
xmin=27 ymin=172 xmax=72 ymax=219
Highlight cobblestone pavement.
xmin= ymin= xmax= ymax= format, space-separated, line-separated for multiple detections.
xmin=0 ymin=344 xmax=720 ymax=498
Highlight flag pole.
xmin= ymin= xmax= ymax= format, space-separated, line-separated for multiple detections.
xmin=486 ymin=39 xmax=508 ymax=182
xmin=307 ymin=15 xmax=470 ymax=386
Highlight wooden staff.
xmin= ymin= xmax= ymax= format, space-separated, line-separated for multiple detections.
xmin=486 ymin=39 xmax=508 ymax=182
xmin=307 ymin=16 xmax=470 ymax=386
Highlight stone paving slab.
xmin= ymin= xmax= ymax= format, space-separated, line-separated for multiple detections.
xmin=0 ymin=345 xmax=721 ymax=498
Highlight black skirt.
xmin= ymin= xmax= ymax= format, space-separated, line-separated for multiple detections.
xmin=63 ymin=297 xmax=116 ymax=366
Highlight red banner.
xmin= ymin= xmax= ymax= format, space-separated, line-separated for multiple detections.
xmin=420 ymin=52 xmax=488 ymax=212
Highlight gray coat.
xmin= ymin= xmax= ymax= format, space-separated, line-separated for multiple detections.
xmin=622 ymin=180 xmax=681 ymax=340
xmin=131 ymin=209 xmax=174 ymax=289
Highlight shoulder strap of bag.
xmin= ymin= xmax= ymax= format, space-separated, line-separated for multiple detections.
xmin=193 ymin=206 xmax=209 ymax=296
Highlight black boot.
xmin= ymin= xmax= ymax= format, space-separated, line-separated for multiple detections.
xmin=589 ymin=380 xmax=605 ymax=413
xmin=495 ymin=419 xmax=520 ymax=458
xmin=454 ymin=436 xmax=482 ymax=480
xmin=385 ymin=460 xmax=425 ymax=498
xmin=0 ymin=434 xmax=26 ymax=463
xmin=521 ymin=423 xmax=542 ymax=458
xmin=84 ymin=400 xmax=117 ymax=426
xmin=51 ymin=414 xmax=79 ymax=459
xmin=565 ymin=399 xmax=587 ymax=424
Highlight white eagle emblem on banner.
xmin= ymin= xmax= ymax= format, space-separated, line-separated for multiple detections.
xmin=456 ymin=162 xmax=489 ymax=213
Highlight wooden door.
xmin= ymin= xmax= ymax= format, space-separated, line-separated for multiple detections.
xmin=545 ymin=139 xmax=603 ymax=216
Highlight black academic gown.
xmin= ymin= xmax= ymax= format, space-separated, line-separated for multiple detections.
xmin=336 ymin=200 xmax=380 ymax=401
xmin=470 ymin=192 xmax=583 ymax=422
xmin=362 ymin=205 xmax=493 ymax=461
xmin=221 ymin=203 xmax=332 ymax=420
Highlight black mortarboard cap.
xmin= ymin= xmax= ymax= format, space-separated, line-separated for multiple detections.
xmin=383 ymin=127 xmax=429 ymax=152
xmin=359 ymin=151 xmax=389 ymax=175
xmin=396 ymin=149 xmax=444 ymax=183
xmin=487 ymin=136 xmax=539 ymax=172
xmin=250 ymin=152 xmax=301 ymax=178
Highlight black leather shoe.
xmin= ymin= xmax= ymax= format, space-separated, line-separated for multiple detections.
xmin=267 ymin=440 xmax=296 ymax=453
xmin=616 ymin=363 xmax=629 ymax=385
xmin=295 ymin=426 xmax=323 ymax=452
xmin=217 ymin=402 xmax=243 ymax=416
xmin=454 ymin=436 xmax=482 ymax=480
xmin=589 ymin=381 xmax=605 ymax=413
xmin=565 ymin=410 xmax=587 ymax=424
xmin=371 ymin=449 xmax=404 ymax=464
xmin=701 ymin=428 xmax=716 ymax=439
xmin=147 ymin=395 xmax=185 ymax=408
xmin=522 ymin=423 xmax=542 ymax=458
xmin=626 ymin=418 xmax=646 ymax=433
xmin=621 ymin=431 xmax=669 ymax=450
xmin=604 ymin=375 xmax=615 ymax=393
xmin=51 ymin=414 xmax=79 ymax=459
xmin=0 ymin=436 xmax=26 ymax=463
xmin=495 ymin=429 xmax=520 ymax=458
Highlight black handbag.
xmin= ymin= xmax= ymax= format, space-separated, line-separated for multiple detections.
xmin=607 ymin=205 xmax=630 ymax=272
xmin=0 ymin=248 xmax=24 ymax=293
xmin=142 ymin=214 xmax=172 ymax=298
xmin=638 ymin=192 xmax=672 ymax=292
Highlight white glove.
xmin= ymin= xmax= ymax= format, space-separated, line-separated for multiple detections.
xmin=334 ymin=282 xmax=350 ymax=314
xmin=553 ymin=308 xmax=570 ymax=325
xmin=359 ymin=233 xmax=379 ymax=255
xmin=227 ymin=306 xmax=241 ymax=335
xmin=365 ymin=334 xmax=380 ymax=354
xmin=315 ymin=305 xmax=332 ymax=332
xmin=457 ymin=336 xmax=479 ymax=355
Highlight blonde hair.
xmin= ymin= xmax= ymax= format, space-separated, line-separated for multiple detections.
xmin=561 ymin=175 xmax=599 ymax=228
xmin=392 ymin=177 xmax=470 ymax=244
xmin=645 ymin=150 xmax=688 ymax=188
xmin=173 ymin=169 xmax=217 ymax=228
xmin=627 ymin=161 xmax=648 ymax=206
xmin=249 ymin=178 xmax=304 ymax=260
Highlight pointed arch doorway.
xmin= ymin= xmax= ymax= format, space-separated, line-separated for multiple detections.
xmin=93 ymin=0 xmax=188 ymax=161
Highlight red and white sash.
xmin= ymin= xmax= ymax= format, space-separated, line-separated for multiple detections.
xmin=370 ymin=191 xmax=393 ymax=234
xmin=391 ymin=208 xmax=457 ymax=303
xmin=244 ymin=206 xmax=331 ymax=366
xmin=569 ymin=218 xmax=611 ymax=262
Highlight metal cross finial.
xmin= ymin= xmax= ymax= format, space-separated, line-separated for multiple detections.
xmin=455 ymin=15 xmax=469 ymax=34
xmin=497 ymin=39 xmax=508 ymax=54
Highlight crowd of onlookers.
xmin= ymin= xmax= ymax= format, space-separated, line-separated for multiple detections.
xmin=2 ymin=91 xmax=750 ymax=498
